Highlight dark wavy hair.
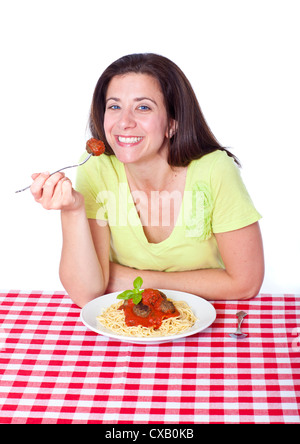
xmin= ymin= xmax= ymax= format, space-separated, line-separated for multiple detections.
xmin=89 ymin=53 xmax=240 ymax=167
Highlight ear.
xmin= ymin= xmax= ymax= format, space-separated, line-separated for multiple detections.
xmin=166 ymin=119 xmax=178 ymax=138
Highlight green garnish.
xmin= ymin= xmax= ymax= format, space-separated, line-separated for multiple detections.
xmin=117 ymin=276 xmax=144 ymax=305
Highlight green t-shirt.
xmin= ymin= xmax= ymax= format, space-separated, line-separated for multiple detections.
xmin=75 ymin=150 xmax=261 ymax=272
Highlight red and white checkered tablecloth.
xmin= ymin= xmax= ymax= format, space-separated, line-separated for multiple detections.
xmin=0 ymin=291 xmax=299 ymax=424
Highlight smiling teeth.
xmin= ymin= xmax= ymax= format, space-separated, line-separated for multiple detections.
xmin=118 ymin=136 xmax=143 ymax=144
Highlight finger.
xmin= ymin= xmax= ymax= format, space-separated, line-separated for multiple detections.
xmin=61 ymin=180 xmax=83 ymax=212
xmin=55 ymin=175 xmax=70 ymax=195
xmin=59 ymin=176 xmax=74 ymax=200
xmin=46 ymin=176 xmax=66 ymax=208
xmin=37 ymin=175 xmax=65 ymax=210
xmin=61 ymin=176 xmax=72 ymax=190
xmin=40 ymin=172 xmax=65 ymax=201
xmin=51 ymin=177 xmax=77 ymax=211
xmin=30 ymin=172 xmax=50 ymax=199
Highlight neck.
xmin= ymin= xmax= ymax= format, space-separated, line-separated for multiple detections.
xmin=124 ymin=158 xmax=183 ymax=192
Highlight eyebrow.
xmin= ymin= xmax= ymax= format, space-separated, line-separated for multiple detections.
xmin=106 ymin=96 xmax=158 ymax=106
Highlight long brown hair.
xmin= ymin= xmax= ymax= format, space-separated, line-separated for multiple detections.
xmin=89 ymin=53 xmax=240 ymax=167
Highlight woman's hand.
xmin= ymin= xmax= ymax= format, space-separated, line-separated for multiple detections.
xmin=30 ymin=172 xmax=84 ymax=212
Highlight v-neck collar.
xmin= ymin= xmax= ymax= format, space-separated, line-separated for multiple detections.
xmin=120 ymin=162 xmax=193 ymax=248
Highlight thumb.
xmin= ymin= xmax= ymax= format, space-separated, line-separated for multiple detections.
xmin=31 ymin=173 xmax=41 ymax=180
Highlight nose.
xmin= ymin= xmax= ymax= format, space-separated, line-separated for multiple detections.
xmin=118 ymin=107 xmax=136 ymax=130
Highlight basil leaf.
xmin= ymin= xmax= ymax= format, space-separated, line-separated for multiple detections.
xmin=117 ymin=290 xmax=135 ymax=300
xmin=116 ymin=277 xmax=144 ymax=305
xmin=132 ymin=293 xmax=143 ymax=305
xmin=133 ymin=276 xmax=143 ymax=290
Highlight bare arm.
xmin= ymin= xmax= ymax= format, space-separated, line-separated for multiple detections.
xmin=30 ymin=172 xmax=110 ymax=307
xmin=59 ymin=212 xmax=110 ymax=307
xmin=107 ymin=222 xmax=264 ymax=300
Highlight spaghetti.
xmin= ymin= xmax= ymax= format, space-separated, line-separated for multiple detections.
xmin=96 ymin=298 xmax=197 ymax=337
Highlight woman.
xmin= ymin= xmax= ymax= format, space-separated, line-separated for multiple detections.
xmin=31 ymin=53 xmax=264 ymax=307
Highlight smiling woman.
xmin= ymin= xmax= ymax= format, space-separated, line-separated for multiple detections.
xmin=103 ymin=73 xmax=171 ymax=166
xmin=90 ymin=53 xmax=239 ymax=167
xmin=30 ymin=53 xmax=264 ymax=307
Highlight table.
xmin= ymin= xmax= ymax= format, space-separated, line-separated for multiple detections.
xmin=0 ymin=291 xmax=299 ymax=424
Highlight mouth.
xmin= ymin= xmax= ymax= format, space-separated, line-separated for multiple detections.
xmin=115 ymin=136 xmax=144 ymax=146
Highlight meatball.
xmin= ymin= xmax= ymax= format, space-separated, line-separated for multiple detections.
xmin=160 ymin=299 xmax=176 ymax=314
xmin=86 ymin=138 xmax=105 ymax=156
xmin=132 ymin=302 xmax=151 ymax=318
xmin=159 ymin=291 xmax=167 ymax=300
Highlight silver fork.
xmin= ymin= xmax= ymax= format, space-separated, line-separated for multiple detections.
xmin=229 ymin=311 xmax=248 ymax=339
xmin=15 ymin=153 xmax=92 ymax=193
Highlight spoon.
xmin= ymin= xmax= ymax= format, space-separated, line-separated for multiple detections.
xmin=229 ymin=311 xmax=248 ymax=339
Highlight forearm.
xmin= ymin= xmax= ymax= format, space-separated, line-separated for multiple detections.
xmin=141 ymin=268 xmax=245 ymax=300
xmin=108 ymin=262 xmax=259 ymax=300
xmin=59 ymin=207 xmax=106 ymax=307
xmin=29 ymin=172 xmax=108 ymax=306
xmin=108 ymin=223 xmax=264 ymax=301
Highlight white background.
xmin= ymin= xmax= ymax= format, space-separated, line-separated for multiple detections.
xmin=0 ymin=0 xmax=299 ymax=293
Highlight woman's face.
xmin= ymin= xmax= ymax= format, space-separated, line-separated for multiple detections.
xmin=104 ymin=73 xmax=173 ymax=165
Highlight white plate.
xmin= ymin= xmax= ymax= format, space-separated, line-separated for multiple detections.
xmin=80 ymin=289 xmax=216 ymax=344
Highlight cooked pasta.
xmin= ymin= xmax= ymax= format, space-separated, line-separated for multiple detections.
xmin=97 ymin=299 xmax=197 ymax=337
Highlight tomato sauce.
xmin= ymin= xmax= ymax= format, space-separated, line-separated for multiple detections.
xmin=120 ymin=288 xmax=179 ymax=330
xmin=86 ymin=138 xmax=105 ymax=156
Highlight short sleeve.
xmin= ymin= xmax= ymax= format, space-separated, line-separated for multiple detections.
xmin=75 ymin=153 xmax=108 ymax=221
xmin=210 ymin=152 xmax=262 ymax=233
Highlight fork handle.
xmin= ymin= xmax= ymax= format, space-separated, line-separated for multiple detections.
xmin=15 ymin=153 xmax=92 ymax=193
xmin=50 ymin=153 xmax=92 ymax=175
xmin=236 ymin=311 xmax=247 ymax=333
